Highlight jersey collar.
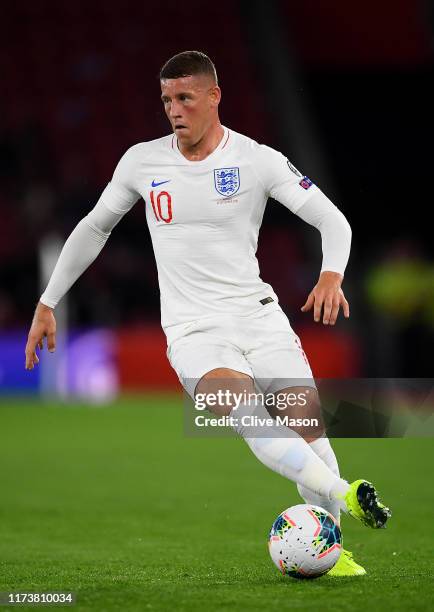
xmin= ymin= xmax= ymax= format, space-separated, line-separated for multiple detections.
xmin=171 ymin=126 xmax=230 ymax=165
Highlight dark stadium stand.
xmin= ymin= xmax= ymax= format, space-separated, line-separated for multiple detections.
xmin=2 ymin=0 xmax=269 ymax=185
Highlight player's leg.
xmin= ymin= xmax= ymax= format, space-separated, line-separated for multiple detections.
xmin=296 ymin=439 xmax=341 ymax=524
xmin=265 ymin=385 xmax=342 ymax=524
xmin=243 ymin=310 xmax=345 ymax=520
xmin=167 ymin=318 xmax=350 ymax=499
xmin=243 ymin=308 xmax=391 ymax=529
xmin=195 ymin=367 xmax=350 ymax=500
xmin=200 ymin=372 xmax=371 ymax=577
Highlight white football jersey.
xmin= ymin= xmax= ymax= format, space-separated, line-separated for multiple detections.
xmin=100 ymin=127 xmax=320 ymax=339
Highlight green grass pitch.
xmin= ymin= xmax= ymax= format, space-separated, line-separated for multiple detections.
xmin=0 ymin=395 xmax=433 ymax=611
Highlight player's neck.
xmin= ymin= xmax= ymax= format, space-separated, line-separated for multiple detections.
xmin=178 ymin=123 xmax=224 ymax=162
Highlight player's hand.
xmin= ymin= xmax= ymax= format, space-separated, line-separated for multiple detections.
xmin=301 ymin=271 xmax=349 ymax=325
xmin=25 ymin=302 xmax=57 ymax=370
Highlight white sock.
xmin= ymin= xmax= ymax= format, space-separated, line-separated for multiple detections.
xmin=297 ymin=437 xmax=342 ymax=523
xmin=230 ymin=403 xmax=349 ymax=500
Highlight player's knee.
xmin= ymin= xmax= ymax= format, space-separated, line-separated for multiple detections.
xmin=195 ymin=368 xmax=254 ymax=415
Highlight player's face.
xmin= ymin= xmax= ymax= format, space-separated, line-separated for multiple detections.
xmin=160 ymin=75 xmax=220 ymax=147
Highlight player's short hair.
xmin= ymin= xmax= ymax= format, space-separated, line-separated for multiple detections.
xmin=159 ymin=51 xmax=218 ymax=84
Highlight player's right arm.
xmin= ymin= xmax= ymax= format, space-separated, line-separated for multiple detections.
xmin=25 ymin=146 xmax=142 ymax=370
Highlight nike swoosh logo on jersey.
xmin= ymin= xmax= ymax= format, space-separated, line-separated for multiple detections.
xmin=152 ymin=179 xmax=171 ymax=187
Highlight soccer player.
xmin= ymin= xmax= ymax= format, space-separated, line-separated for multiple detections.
xmin=25 ymin=51 xmax=391 ymax=576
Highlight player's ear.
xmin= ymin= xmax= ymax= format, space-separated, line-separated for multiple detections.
xmin=209 ymin=85 xmax=221 ymax=107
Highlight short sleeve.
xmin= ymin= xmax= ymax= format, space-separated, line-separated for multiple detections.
xmin=251 ymin=142 xmax=319 ymax=213
xmin=99 ymin=145 xmax=142 ymax=215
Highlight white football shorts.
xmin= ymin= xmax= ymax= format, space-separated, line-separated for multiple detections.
xmin=166 ymin=308 xmax=316 ymax=398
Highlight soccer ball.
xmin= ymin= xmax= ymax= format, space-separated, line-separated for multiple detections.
xmin=268 ymin=504 xmax=342 ymax=579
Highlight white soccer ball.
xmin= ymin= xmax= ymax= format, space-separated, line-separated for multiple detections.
xmin=268 ymin=504 xmax=342 ymax=578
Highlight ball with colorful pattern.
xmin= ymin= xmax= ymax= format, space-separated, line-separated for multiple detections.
xmin=268 ymin=504 xmax=342 ymax=579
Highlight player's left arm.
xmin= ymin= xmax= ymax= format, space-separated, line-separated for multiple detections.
xmin=295 ymin=192 xmax=351 ymax=325
xmin=251 ymin=143 xmax=351 ymax=326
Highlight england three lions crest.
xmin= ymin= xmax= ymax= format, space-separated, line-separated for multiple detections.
xmin=214 ymin=167 xmax=240 ymax=197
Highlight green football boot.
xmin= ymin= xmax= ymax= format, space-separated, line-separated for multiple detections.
xmin=328 ymin=549 xmax=366 ymax=577
xmin=343 ymin=479 xmax=391 ymax=528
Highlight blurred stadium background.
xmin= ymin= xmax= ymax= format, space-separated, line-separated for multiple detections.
xmin=1 ymin=0 xmax=433 ymax=399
